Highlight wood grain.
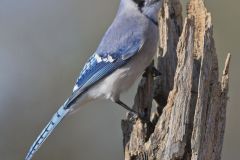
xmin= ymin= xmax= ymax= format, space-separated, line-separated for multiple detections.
xmin=121 ymin=0 xmax=230 ymax=159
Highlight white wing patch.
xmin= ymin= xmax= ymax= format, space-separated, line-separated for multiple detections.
xmin=107 ymin=55 xmax=115 ymax=62
xmin=72 ymin=53 xmax=116 ymax=92
xmin=95 ymin=54 xmax=102 ymax=63
xmin=95 ymin=54 xmax=115 ymax=63
xmin=73 ymin=84 xmax=79 ymax=92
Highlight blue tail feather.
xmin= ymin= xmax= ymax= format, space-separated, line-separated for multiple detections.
xmin=25 ymin=102 xmax=70 ymax=160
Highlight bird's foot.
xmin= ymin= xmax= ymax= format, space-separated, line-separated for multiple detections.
xmin=128 ymin=110 xmax=149 ymax=122
xmin=115 ymin=100 xmax=149 ymax=122
xmin=128 ymin=112 xmax=139 ymax=121
xmin=143 ymin=66 xmax=161 ymax=77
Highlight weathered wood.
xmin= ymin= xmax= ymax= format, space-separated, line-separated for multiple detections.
xmin=121 ymin=0 xmax=231 ymax=160
xmin=154 ymin=0 xmax=183 ymax=109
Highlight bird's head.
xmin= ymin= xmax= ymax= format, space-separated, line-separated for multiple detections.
xmin=132 ymin=0 xmax=161 ymax=8
xmin=131 ymin=0 xmax=162 ymax=23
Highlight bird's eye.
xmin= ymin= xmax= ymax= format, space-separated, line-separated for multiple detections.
xmin=133 ymin=0 xmax=145 ymax=8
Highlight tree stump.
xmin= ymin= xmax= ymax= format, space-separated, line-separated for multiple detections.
xmin=121 ymin=0 xmax=231 ymax=160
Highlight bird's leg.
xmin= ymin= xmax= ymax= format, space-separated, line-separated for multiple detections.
xmin=115 ymin=100 xmax=152 ymax=121
xmin=115 ymin=100 xmax=136 ymax=113
xmin=142 ymin=66 xmax=161 ymax=77
xmin=115 ymin=100 xmax=139 ymax=118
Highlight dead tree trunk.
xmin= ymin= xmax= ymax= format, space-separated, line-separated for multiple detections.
xmin=121 ymin=0 xmax=231 ymax=160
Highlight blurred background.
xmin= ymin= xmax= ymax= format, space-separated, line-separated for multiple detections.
xmin=0 ymin=0 xmax=238 ymax=159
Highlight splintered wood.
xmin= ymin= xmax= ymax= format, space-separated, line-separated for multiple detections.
xmin=121 ymin=0 xmax=231 ymax=160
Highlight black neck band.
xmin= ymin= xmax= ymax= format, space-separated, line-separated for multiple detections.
xmin=145 ymin=15 xmax=158 ymax=26
xmin=133 ymin=0 xmax=159 ymax=26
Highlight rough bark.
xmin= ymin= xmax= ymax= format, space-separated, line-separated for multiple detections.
xmin=121 ymin=0 xmax=231 ymax=160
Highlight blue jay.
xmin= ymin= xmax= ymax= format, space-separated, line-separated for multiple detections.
xmin=25 ymin=0 xmax=162 ymax=159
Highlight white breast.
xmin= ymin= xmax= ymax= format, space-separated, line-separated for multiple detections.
xmin=89 ymin=28 xmax=158 ymax=100
xmin=72 ymin=22 xmax=159 ymax=111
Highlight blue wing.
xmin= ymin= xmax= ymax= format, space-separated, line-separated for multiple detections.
xmin=66 ymin=37 xmax=144 ymax=108
xmin=65 ymin=14 xmax=146 ymax=108
xmin=73 ymin=53 xmax=127 ymax=93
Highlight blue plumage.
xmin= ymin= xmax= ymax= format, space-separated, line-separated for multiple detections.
xmin=25 ymin=0 xmax=162 ymax=159
xmin=73 ymin=37 xmax=144 ymax=94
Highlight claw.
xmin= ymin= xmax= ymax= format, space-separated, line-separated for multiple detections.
xmin=152 ymin=67 xmax=162 ymax=77
xmin=128 ymin=112 xmax=139 ymax=121
xmin=127 ymin=111 xmax=150 ymax=122
xmin=143 ymin=66 xmax=161 ymax=77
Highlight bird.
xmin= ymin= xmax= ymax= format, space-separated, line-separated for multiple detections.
xmin=25 ymin=0 xmax=162 ymax=159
